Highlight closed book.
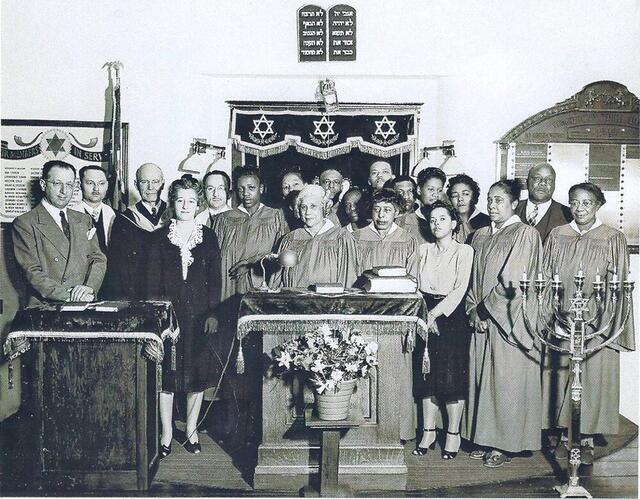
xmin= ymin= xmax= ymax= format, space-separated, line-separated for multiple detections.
xmin=362 ymin=272 xmax=418 ymax=293
xmin=314 ymin=283 xmax=345 ymax=294
xmin=372 ymin=266 xmax=407 ymax=277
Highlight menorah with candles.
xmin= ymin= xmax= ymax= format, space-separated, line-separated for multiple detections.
xmin=519 ymin=264 xmax=634 ymax=499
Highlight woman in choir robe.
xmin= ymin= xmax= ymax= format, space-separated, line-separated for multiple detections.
xmin=352 ymin=188 xmax=419 ymax=278
xmin=542 ymin=183 xmax=635 ymax=465
xmin=147 ymin=175 xmax=229 ymax=457
xmin=413 ymin=201 xmax=474 ymax=459
xmin=211 ymin=166 xmax=289 ymax=302
xmin=446 ymin=174 xmax=491 ymax=244
xmin=463 ymin=179 xmax=543 ymax=468
xmin=276 ymin=184 xmax=358 ymax=289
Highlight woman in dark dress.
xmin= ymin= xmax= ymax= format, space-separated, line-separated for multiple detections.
xmin=147 ymin=175 xmax=228 ymax=457
xmin=413 ymin=201 xmax=474 ymax=459
xmin=446 ymin=174 xmax=491 ymax=244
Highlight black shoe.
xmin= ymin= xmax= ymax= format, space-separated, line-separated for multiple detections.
xmin=184 ymin=440 xmax=201 ymax=454
xmin=412 ymin=428 xmax=437 ymax=456
xmin=159 ymin=443 xmax=172 ymax=459
xmin=442 ymin=431 xmax=460 ymax=460
xmin=580 ymin=445 xmax=594 ymax=465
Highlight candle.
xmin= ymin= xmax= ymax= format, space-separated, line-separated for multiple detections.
xmin=595 ymin=268 xmax=601 ymax=283
xmin=577 ymin=268 xmax=584 ymax=278
xmin=537 ymin=273 xmax=543 ymax=281
xmin=554 ymin=269 xmax=560 ymax=283
xmin=521 ymin=270 xmax=528 ymax=281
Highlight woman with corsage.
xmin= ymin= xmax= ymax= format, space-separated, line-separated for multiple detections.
xmin=413 ymin=201 xmax=474 ymax=460
xmin=147 ymin=175 xmax=229 ymax=458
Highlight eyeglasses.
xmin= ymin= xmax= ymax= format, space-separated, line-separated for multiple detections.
xmin=138 ymin=179 xmax=163 ymax=187
xmin=321 ymin=179 xmax=342 ymax=186
xmin=569 ymin=199 xmax=597 ymax=209
xmin=45 ymin=180 xmax=76 ymax=190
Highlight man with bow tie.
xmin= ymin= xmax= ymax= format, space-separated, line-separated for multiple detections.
xmin=12 ymin=160 xmax=107 ymax=306
xmin=70 ymin=165 xmax=116 ymax=253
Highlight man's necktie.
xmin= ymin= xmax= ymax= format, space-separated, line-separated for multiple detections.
xmin=151 ymin=206 xmax=157 ymax=217
xmin=60 ymin=210 xmax=71 ymax=240
xmin=92 ymin=209 xmax=100 ymax=223
xmin=527 ymin=204 xmax=538 ymax=226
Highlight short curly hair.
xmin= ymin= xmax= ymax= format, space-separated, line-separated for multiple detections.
xmin=568 ymin=182 xmax=606 ymax=206
xmin=490 ymin=179 xmax=521 ymax=203
xmin=416 ymin=167 xmax=446 ymax=189
xmin=371 ymin=188 xmax=404 ymax=212
xmin=446 ymin=173 xmax=481 ymax=206
xmin=168 ymin=174 xmax=204 ymax=205
xmin=425 ymin=200 xmax=462 ymax=235
xmin=294 ymin=184 xmax=333 ymax=220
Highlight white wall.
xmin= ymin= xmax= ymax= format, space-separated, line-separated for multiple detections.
xmin=1 ymin=0 xmax=639 ymax=423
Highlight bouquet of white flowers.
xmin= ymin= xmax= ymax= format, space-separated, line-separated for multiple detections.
xmin=273 ymin=323 xmax=379 ymax=394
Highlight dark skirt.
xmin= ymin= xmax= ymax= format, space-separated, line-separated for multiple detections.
xmin=412 ymin=293 xmax=472 ymax=401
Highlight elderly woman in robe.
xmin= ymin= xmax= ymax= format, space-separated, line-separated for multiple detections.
xmin=275 ymin=184 xmax=358 ymax=289
xmin=542 ymin=182 xmax=635 ymax=465
xmin=463 ymin=179 xmax=543 ymax=468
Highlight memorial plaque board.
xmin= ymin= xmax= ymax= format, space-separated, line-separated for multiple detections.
xmin=298 ymin=5 xmax=327 ymax=62
xmin=513 ymin=143 xmax=548 ymax=188
xmin=588 ymin=144 xmax=621 ymax=191
xmin=328 ymin=4 xmax=356 ymax=61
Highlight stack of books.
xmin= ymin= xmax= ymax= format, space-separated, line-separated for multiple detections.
xmin=361 ymin=266 xmax=418 ymax=293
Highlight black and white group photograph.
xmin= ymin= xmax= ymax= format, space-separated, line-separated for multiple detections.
xmin=0 ymin=1 xmax=638 ymax=497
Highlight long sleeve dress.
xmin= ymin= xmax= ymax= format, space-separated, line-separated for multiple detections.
xmin=352 ymin=223 xmax=419 ymax=279
xmin=541 ymin=222 xmax=635 ymax=434
xmin=462 ymin=216 xmax=543 ymax=452
xmin=147 ymin=222 xmax=231 ymax=393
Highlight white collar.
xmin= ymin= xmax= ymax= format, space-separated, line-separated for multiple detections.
xmin=491 ymin=214 xmax=521 ymax=235
xmin=42 ymin=198 xmax=68 ymax=218
xmin=527 ymin=198 xmax=552 ymax=214
xmin=367 ymin=221 xmax=399 ymax=238
xmin=237 ymin=203 xmax=264 ymax=216
xmin=569 ymin=218 xmax=603 ymax=235
xmin=304 ymin=218 xmax=334 ymax=237
xmin=209 ymin=204 xmax=231 ymax=216
xmin=415 ymin=206 xmax=426 ymax=220
xmin=141 ymin=200 xmax=162 ymax=213
xmin=469 ymin=208 xmax=482 ymax=221
xmin=81 ymin=201 xmax=102 ymax=215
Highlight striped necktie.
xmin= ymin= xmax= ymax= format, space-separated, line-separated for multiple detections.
xmin=527 ymin=204 xmax=538 ymax=226
xmin=59 ymin=211 xmax=71 ymax=240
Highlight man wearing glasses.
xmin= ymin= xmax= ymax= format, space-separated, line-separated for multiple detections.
xmin=103 ymin=163 xmax=167 ymax=299
xmin=12 ymin=160 xmax=107 ymax=306
xmin=515 ymin=162 xmax=572 ymax=243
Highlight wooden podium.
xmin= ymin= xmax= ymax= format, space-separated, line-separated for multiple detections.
xmin=236 ymin=290 xmax=430 ymax=492
xmin=3 ymin=301 xmax=177 ymax=492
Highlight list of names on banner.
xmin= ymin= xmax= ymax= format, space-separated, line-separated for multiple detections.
xmin=298 ymin=5 xmax=326 ymax=62
xmin=514 ymin=143 xmax=548 ymax=187
xmin=329 ymin=5 xmax=356 ymax=61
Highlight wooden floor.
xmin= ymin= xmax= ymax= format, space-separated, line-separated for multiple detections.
xmin=2 ymin=416 xmax=637 ymax=497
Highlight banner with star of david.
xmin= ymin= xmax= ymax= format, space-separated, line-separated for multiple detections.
xmin=230 ymin=109 xmax=416 ymax=160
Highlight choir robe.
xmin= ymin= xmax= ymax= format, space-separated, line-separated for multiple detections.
xmin=541 ymin=222 xmax=635 ymax=434
xmin=352 ymin=223 xmax=419 ymax=278
xmin=454 ymin=210 xmax=491 ymax=244
xmin=397 ymin=210 xmax=431 ymax=244
xmin=463 ymin=216 xmax=543 ymax=452
xmin=276 ymin=220 xmax=359 ymax=289
xmin=211 ymin=204 xmax=289 ymax=301
xmin=352 ymin=222 xmax=419 ymax=440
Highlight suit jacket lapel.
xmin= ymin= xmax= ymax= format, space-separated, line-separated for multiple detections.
xmin=34 ymin=203 xmax=70 ymax=258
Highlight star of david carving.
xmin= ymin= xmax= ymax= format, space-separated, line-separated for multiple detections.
xmin=313 ymin=115 xmax=335 ymax=140
xmin=252 ymin=114 xmax=274 ymax=140
xmin=568 ymin=296 xmax=589 ymax=314
xmin=374 ymin=116 xmax=397 ymax=139
xmin=46 ymin=134 xmax=66 ymax=156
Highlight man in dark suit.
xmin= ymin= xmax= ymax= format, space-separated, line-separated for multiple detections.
xmin=70 ymin=165 xmax=116 ymax=253
xmin=102 ymin=163 xmax=168 ymax=299
xmin=12 ymin=160 xmax=107 ymax=306
xmin=515 ymin=162 xmax=572 ymax=243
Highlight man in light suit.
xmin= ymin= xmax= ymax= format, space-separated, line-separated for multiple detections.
xmin=515 ymin=162 xmax=572 ymax=243
xmin=70 ymin=165 xmax=116 ymax=253
xmin=194 ymin=170 xmax=232 ymax=228
xmin=12 ymin=160 xmax=107 ymax=306
xmin=102 ymin=163 xmax=167 ymax=299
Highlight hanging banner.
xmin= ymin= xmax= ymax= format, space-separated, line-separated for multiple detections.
xmin=231 ymin=109 xmax=416 ymax=160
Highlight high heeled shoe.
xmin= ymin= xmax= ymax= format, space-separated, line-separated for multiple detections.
xmin=184 ymin=440 xmax=201 ymax=454
xmin=159 ymin=443 xmax=172 ymax=459
xmin=442 ymin=431 xmax=461 ymax=460
xmin=412 ymin=428 xmax=437 ymax=456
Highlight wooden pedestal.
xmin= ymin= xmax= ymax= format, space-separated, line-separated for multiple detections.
xmin=24 ymin=340 xmax=159 ymax=491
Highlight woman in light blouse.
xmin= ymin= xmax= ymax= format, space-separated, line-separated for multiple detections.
xmin=413 ymin=201 xmax=474 ymax=459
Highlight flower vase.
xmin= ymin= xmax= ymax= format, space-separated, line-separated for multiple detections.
xmin=314 ymin=379 xmax=357 ymax=421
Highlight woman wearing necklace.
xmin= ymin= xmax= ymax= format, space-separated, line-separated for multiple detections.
xmin=413 ymin=201 xmax=474 ymax=460
xmin=147 ymin=175 xmax=227 ymax=458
